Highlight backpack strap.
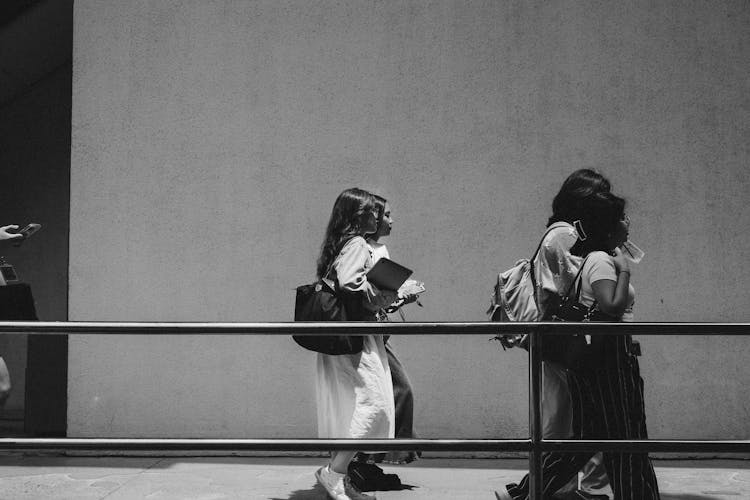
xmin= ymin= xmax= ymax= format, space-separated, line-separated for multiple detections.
xmin=529 ymin=222 xmax=575 ymax=310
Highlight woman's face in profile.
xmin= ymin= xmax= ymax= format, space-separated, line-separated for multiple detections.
xmin=376 ymin=202 xmax=393 ymax=238
xmin=609 ymin=215 xmax=630 ymax=250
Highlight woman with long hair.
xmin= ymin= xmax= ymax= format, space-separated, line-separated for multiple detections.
xmin=498 ymin=191 xmax=660 ymax=500
xmin=314 ymin=188 xmax=398 ymax=500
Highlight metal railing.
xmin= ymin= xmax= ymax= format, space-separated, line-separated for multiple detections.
xmin=1 ymin=321 xmax=749 ymax=499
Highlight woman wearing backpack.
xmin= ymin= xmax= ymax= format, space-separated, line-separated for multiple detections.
xmin=315 ymin=188 xmax=399 ymax=500
xmin=498 ymin=191 xmax=660 ymax=500
xmin=536 ymin=170 xmax=613 ymax=500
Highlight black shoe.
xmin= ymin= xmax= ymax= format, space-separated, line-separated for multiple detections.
xmin=344 ymin=475 xmax=377 ymax=499
xmin=348 ymin=462 xmax=402 ymax=491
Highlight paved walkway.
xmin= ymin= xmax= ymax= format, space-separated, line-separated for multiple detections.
xmin=0 ymin=455 xmax=748 ymax=499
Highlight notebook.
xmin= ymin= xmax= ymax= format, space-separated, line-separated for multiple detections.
xmin=366 ymin=258 xmax=413 ymax=291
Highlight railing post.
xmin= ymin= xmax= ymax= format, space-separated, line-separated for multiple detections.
xmin=528 ymin=327 xmax=543 ymax=500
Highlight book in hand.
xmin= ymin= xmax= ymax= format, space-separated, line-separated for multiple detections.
xmin=366 ymin=257 xmax=413 ymax=291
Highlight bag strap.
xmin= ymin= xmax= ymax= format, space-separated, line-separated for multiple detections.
xmin=561 ymin=254 xmax=590 ymax=303
xmin=320 ymin=261 xmax=337 ymax=293
xmin=529 ymin=222 xmax=574 ymax=307
xmin=562 ymin=254 xmax=602 ymax=318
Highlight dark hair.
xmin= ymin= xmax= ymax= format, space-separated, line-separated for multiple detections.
xmin=316 ymin=188 xmax=376 ymax=278
xmin=372 ymin=194 xmax=387 ymax=237
xmin=547 ymin=169 xmax=611 ymax=227
xmin=570 ymin=191 xmax=626 ymax=256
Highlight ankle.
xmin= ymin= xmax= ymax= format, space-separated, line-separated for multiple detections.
xmin=329 ymin=463 xmax=348 ymax=475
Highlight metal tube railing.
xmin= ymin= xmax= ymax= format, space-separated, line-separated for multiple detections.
xmin=1 ymin=321 xmax=749 ymax=500
xmin=528 ymin=330 xmax=544 ymax=497
xmin=0 ymin=321 xmax=748 ymax=335
xmin=2 ymin=438 xmax=747 ymax=453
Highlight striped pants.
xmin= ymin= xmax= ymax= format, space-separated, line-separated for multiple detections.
xmin=505 ymin=335 xmax=660 ymax=500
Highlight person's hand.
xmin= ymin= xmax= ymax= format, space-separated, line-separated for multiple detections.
xmin=612 ymin=247 xmax=631 ymax=276
xmin=380 ymin=289 xmax=399 ymax=306
xmin=0 ymin=225 xmax=23 ymax=241
xmin=400 ymin=293 xmax=418 ymax=305
xmin=398 ymin=280 xmax=425 ymax=302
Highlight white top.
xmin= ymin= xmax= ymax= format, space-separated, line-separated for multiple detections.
xmin=316 ymin=236 xmax=395 ymax=440
xmin=534 ymin=222 xmax=583 ymax=317
xmin=331 ymin=236 xmax=392 ymax=310
xmin=368 ymin=240 xmax=390 ymax=264
xmin=579 ymin=251 xmax=635 ymax=322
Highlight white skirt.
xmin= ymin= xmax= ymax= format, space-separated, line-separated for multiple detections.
xmin=316 ymin=334 xmax=395 ymax=439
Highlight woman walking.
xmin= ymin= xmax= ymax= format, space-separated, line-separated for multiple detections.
xmin=498 ymin=191 xmax=660 ymax=500
xmin=536 ymin=170 xmax=613 ymax=499
xmin=349 ymin=195 xmax=422 ymax=490
xmin=315 ymin=188 xmax=398 ymax=500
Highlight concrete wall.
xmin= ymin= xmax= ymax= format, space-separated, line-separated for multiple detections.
xmin=69 ymin=1 xmax=750 ymax=442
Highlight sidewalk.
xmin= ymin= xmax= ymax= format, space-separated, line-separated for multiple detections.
xmin=0 ymin=455 xmax=748 ymax=499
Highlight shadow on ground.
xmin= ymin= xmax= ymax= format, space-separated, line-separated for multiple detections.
xmin=269 ymin=482 xmax=417 ymax=499
xmin=268 ymin=482 xmax=328 ymax=500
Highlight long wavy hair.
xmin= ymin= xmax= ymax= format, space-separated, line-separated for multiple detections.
xmin=547 ymin=169 xmax=611 ymax=227
xmin=316 ymin=188 xmax=377 ymax=278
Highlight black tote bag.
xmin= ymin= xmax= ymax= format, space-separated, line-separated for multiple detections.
xmin=292 ymin=278 xmax=366 ymax=355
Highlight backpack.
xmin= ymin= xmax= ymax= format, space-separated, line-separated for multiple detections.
xmin=488 ymin=222 xmax=572 ymax=347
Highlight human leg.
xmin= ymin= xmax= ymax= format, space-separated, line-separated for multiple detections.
xmin=500 ymin=450 xmax=597 ymax=500
xmin=594 ymin=337 xmax=660 ymax=499
xmin=316 ymin=461 xmax=351 ymax=500
xmin=349 ymin=342 xmax=406 ymax=490
xmin=541 ymin=362 xmax=612 ymax=499
xmin=315 ymin=336 xmax=394 ymax=500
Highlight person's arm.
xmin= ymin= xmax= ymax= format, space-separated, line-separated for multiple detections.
xmin=590 ymin=247 xmax=631 ymax=317
xmin=538 ymin=227 xmax=580 ymax=314
xmin=334 ymin=238 xmax=398 ymax=311
xmin=0 ymin=225 xmax=23 ymax=241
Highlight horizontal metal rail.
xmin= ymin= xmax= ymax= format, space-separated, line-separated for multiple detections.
xmin=1 ymin=321 xmax=747 ymax=499
xmin=0 ymin=438 xmax=527 ymax=452
xmin=0 ymin=438 xmax=747 ymax=453
xmin=0 ymin=321 xmax=748 ymax=335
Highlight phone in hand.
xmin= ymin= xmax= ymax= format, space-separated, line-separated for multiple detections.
xmin=12 ymin=223 xmax=42 ymax=246
xmin=18 ymin=223 xmax=42 ymax=238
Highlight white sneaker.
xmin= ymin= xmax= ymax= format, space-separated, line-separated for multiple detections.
xmin=494 ymin=487 xmax=513 ymax=500
xmin=316 ymin=465 xmax=351 ymax=500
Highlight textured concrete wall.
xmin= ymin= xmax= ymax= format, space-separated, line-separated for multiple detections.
xmin=69 ymin=1 xmax=750 ymax=442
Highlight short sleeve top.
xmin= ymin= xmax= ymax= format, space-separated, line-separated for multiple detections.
xmin=579 ymin=251 xmax=636 ymax=322
xmin=534 ymin=223 xmax=583 ymax=317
